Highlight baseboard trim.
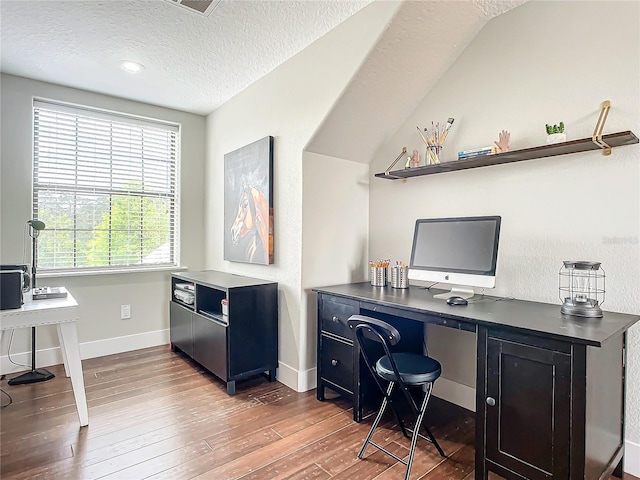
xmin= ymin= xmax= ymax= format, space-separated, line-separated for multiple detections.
xmin=276 ymin=360 xmax=298 ymax=391
xmin=79 ymin=329 xmax=169 ymax=360
xmin=433 ymin=377 xmax=476 ymax=412
xmin=275 ymin=361 xmax=316 ymax=393
xmin=299 ymin=367 xmax=317 ymax=392
xmin=1 ymin=329 xmax=169 ymax=375
xmin=626 ymin=439 xmax=640 ymax=476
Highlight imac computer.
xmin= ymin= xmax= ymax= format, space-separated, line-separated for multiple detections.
xmin=408 ymin=216 xmax=501 ymax=300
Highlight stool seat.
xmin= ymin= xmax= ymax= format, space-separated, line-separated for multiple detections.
xmin=347 ymin=314 xmax=445 ymax=480
xmin=376 ymin=353 xmax=441 ymax=385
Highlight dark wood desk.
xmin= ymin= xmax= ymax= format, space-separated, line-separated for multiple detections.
xmin=313 ymin=282 xmax=640 ymax=480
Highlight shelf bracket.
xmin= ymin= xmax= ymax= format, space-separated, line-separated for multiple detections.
xmin=592 ymin=100 xmax=612 ymax=155
xmin=384 ymin=147 xmax=407 ymax=178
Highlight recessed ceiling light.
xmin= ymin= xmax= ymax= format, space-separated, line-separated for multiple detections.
xmin=120 ymin=61 xmax=144 ymax=73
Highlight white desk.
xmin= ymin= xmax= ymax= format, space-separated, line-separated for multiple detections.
xmin=0 ymin=292 xmax=88 ymax=426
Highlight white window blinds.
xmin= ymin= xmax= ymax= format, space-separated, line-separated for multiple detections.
xmin=33 ymin=100 xmax=179 ymax=272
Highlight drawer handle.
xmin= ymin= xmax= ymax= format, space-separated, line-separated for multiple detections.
xmin=331 ymin=359 xmax=339 ymax=367
xmin=332 ymin=315 xmax=340 ymax=322
xmin=486 ymin=397 xmax=496 ymax=407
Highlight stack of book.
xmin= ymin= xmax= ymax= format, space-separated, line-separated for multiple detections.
xmin=32 ymin=286 xmax=68 ymax=300
xmin=458 ymin=146 xmax=499 ymax=160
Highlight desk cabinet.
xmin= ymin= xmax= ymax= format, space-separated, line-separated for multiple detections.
xmin=170 ymin=271 xmax=278 ymax=395
xmin=476 ymin=327 xmax=626 ymax=480
xmin=316 ymin=292 xmax=425 ymax=422
xmin=316 ymin=295 xmax=358 ymax=403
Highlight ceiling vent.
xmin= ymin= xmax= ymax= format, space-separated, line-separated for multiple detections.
xmin=166 ymin=0 xmax=221 ymax=17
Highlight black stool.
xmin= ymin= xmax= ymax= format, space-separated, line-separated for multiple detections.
xmin=347 ymin=314 xmax=445 ymax=480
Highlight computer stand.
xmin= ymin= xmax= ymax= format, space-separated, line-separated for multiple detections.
xmin=432 ymin=286 xmax=475 ymax=300
xmin=8 ymin=327 xmax=55 ymax=385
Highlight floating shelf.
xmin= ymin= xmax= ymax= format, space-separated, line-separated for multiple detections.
xmin=375 ymin=131 xmax=638 ymax=180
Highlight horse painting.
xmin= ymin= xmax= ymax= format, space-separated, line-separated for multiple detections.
xmin=223 ymin=136 xmax=274 ymax=265
xmin=230 ymin=185 xmax=270 ymax=264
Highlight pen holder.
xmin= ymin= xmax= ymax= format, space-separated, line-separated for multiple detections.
xmin=391 ymin=266 xmax=409 ymax=289
xmin=370 ymin=266 xmax=387 ymax=287
xmin=426 ymin=145 xmax=442 ymax=165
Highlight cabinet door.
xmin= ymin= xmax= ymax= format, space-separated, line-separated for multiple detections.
xmin=193 ymin=312 xmax=228 ymax=381
xmin=170 ymin=301 xmax=193 ymax=357
xmin=485 ymin=336 xmax=571 ymax=479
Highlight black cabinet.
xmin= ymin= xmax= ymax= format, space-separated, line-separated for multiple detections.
xmin=476 ymin=327 xmax=626 ymax=480
xmin=480 ymin=330 xmax=571 ymax=479
xmin=170 ymin=271 xmax=278 ymax=395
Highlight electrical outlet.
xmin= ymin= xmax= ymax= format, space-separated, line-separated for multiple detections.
xmin=121 ymin=304 xmax=131 ymax=320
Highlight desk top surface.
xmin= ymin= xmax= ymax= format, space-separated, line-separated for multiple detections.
xmin=314 ymin=283 xmax=640 ymax=347
xmin=0 ymin=292 xmax=78 ymax=329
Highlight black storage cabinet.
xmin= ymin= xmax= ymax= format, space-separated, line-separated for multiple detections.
xmin=170 ymin=270 xmax=278 ymax=395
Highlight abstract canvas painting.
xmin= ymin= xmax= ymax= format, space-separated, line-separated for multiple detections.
xmin=224 ymin=136 xmax=274 ymax=265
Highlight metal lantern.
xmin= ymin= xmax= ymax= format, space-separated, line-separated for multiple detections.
xmin=559 ymin=261 xmax=605 ymax=318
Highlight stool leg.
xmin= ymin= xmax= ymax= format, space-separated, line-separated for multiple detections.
xmin=405 ymin=383 xmax=433 ymax=480
xmin=358 ymin=381 xmax=395 ymax=459
xmin=422 ymin=424 xmax=446 ymax=458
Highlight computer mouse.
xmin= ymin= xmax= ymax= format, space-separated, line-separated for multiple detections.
xmin=446 ymin=296 xmax=468 ymax=306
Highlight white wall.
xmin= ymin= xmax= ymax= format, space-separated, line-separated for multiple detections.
xmin=369 ymin=0 xmax=640 ymax=448
xmin=302 ymin=152 xmax=370 ymax=386
xmin=0 ymin=74 xmax=206 ymax=362
xmin=204 ymin=1 xmax=397 ymax=390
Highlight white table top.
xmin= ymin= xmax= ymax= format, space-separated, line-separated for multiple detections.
xmin=0 ymin=292 xmax=79 ymax=330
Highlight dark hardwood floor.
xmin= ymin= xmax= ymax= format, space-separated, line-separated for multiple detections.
xmin=0 ymin=345 xmax=636 ymax=480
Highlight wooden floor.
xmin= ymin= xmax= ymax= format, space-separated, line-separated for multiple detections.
xmin=0 ymin=345 xmax=636 ymax=480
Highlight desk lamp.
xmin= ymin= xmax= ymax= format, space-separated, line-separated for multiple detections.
xmin=559 ymin=261 xmax=605 ymax=318
xmin=8 ymin=220 xmax=55 ymax=385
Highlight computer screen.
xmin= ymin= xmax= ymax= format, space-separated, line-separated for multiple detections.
xmin=408 ymin=216 xmax=501 ymax=299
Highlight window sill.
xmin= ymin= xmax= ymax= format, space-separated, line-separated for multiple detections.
xmin=38 ymin=265 xmax=188 ymax=278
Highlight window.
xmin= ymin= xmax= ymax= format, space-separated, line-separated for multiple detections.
xmin=33 ymin=100 xmax=179 ymax=273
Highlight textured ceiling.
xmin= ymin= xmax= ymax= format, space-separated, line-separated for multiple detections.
xmin=0 ymin=0 xmax=372 ymax=115
xmin=1 ymin=0 xmax=526 ymax=122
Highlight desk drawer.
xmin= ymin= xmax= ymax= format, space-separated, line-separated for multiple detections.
xmin=320 ymin=334 xmax=354 ymax=393
xmin=320 ymin=296 xmax=358 ymax=340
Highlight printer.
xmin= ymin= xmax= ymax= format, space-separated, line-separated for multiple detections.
xmin=1 ymin=264 xmax=29 ymax=310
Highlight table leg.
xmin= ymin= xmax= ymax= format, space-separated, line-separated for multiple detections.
xmin=56 ymin=324 xmax=71 ymax=378
xmin=57 ymin=322 xmax=88 ymax=426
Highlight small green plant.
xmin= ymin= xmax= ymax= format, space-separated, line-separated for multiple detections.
xmin=545 ymin=121 xmax=565 ymax=135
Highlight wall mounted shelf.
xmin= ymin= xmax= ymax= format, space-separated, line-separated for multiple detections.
xmin=375 ymin=131 xmax=638 ymax=180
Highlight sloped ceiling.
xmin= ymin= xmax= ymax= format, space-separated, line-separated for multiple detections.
xmin=0 ymin=0 xmax=372 ymax=115
xmin=307 ymin=0 xmax=527 ymax=164
xmin=1 ymin=0 xmax=526 ymax=160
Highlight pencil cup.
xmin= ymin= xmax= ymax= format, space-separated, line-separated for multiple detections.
xmin=370 ymin=266 xmax=387 ymax=287
xmin=426 ymin=145 xmax=442 ymax=165
xmin=391 ymin=266 xmax=409 ymax=289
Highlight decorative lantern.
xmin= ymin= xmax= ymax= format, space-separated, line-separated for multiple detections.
xmin=559 ymin=261 xmax=605 ymax=318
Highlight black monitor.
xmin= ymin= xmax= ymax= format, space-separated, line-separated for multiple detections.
xmin=408 ymin=216 xmax=501 ymax=299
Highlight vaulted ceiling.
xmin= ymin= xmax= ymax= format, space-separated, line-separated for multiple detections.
xmin=307 ymin=0 xmax=528 ymax=162
xmin=2 ymin=0 xmax=526 ymax=123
